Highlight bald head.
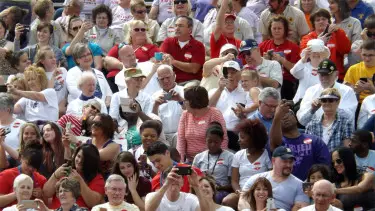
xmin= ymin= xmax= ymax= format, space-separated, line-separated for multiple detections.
xmin=118 ymin=45 xmax=137 ymax=68
xmin=312 ymin=179 xmax=335 ymax=195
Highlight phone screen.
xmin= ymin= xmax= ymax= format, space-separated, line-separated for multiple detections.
xmin=0 ymin=85 xmax=7 ymax=92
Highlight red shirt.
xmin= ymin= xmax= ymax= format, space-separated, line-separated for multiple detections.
xmin=0 ymin=167 xmax=47 ymax=210
xmin=259 ymin=39 xmax=301 ymax=82
xmin=160 ymin=36 xmax=205 ymax=83
xmin=151 ymin=166 xmax=204 ymax=192
xmin=57 ymin=114 xmax=82 ymax=136
xmin=106 ymin=44 xmax=160 ymax=78
xmin=210 ymin=33 xmax=241 ymax=59
xmin=49 ymin=173 xmax=105 ymax=209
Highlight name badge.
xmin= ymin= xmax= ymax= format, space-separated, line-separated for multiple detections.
xmin=184 ymin=52 xmax=192 ymax=60
xmin=198 ymin=120 xmax=206 ymax=125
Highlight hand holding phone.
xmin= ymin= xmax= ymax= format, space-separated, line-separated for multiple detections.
xmin=120 ymin=97 xmax=136 ymax=113
xmin=176 ymin=165 xmax=192 ymax=175
xmin=360 ymin=77 xmax=368 ymax=82
xmin=20 ymin=200 xmax=38 ymax=209
xmin=164 ymin=92 xmax=172 ymax=101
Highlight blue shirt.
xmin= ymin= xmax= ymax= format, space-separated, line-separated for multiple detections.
xmin=355 ymin=150 xmax=375 ymax=174
xmin=191 ymin=0 xmax=214 ymax=22
xmin=250 ymin=110 xmax=273 ymax=134
xmin=351 ymin=0 xmax=374 ymax=27
xmin=282 ymin=133 xmax=331 ymax=181
xmin=62 ymin=42 xmax=103 ymax=70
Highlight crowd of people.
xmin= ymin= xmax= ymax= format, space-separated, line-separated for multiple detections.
xmin=1 ymin=0 xmax=375 ymax=210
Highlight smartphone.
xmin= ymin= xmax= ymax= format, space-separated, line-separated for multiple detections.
xmin=154 ymin=52 xmax=163 ymax=61
xmin=20 ymin=200 xmax=38 ymax=209
xmin=120 ymin=97 xmax=136 ymax=113
xmin=164 ymin=92 xmax=172 ymax=101
xmin=360 ymin=77 xmax=368 ymax=82
xmin=223 ymin=70 xmax=228 ymax=79
xmin=0 ymin=85 xmax=6 ymax=92
xmin=176 ymin=165 xmax=192 ymax=175
xmin=65 ymin=160 xmax=72 ymax=175
xmin=4 ymin=127 xmax=11 ymax=135
xmin=266 ymin=198 xmax=276 ymax=210
xmin=237 ymin=103 xmax=245 ymax=108
xmin=323 ymin=25 xmax=330 ymax=36
xmin=302 ymin=182 xmax=313 ymax=191
xmin=275 ymin=52 xmax=285 ymax=57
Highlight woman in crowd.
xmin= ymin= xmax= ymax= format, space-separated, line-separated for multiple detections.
xmin=157 ymin=0 xmax=204 ymax=43
xmin=198 ymin=176 xmax=235 ymax=211
xmin=9 ymin=65 xmax=59 ymax=122
xmin=66 ymin=43 xmax=112 ymax=104
xmin=0 ymin=19 xmax=14 ymax=51
xmin=0 ymin=123 xmax=41 ymax=169
xmin=62 ymin=16 xmax=103 ymax=70
xmin=305 ymin=88 xmax=354 ymax=152
xmin=124 ymin=1 xmax=160 ymax=43
xmin=112 ymin=151 xmax=152 ymax=210
xmin=300 ymin=9 xmax=351 ymax=81
xmin=14 ymin=22 xmax=68 ymax=68
xmin=2 ymin=51 xmax=31 ymax=75
xmin=35 ymin=46 xmax=68 ymax=115
xmin=290 ymin=39 xmax=330 ymax=104
xmin=193 ymin=122 xmax=234 ymax=203
xmin=222 ymin=118 xmax=272 ymax=210
xmin=55 ymin=177 xmax=88 ymax=211
xmin=43 ymin=144 xmax=105 ymax=209
xmin=259 ymin=15 xmax=300 ymax=100
xmin=124 ymin=20 xmax=160 ymax=62
xmin=149 ymin=0 xmax=175 ymax=25
xmin=298 ymin=0 xmax=320 ymax=29
xmin=332 ymin=147 xmax=375 ymax=210
xmin=86 ymin=4 xmax=122 ymax=56
xmin=130 ymin=120 xmax=163 ymax=180
xmin=66 ymin=72 xmax=107 ymax=116
xmin=329 ymin=0 xmax=362 ymax=43
xmin=39 ymin=122 xmax=65 ymax=179
xmin=87 ymin=113 xmax=121 ymax=178
xmin=0 ymin=6 xmax=29 ymax=48
xmin=177 ymin=86 xmax=228 ymax=163
xmin=238 ymin=177 xmax=273 ymax=211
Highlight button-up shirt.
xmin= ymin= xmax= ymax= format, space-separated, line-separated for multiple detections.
xmin=351 ymin=0 xmax=374 ymax=28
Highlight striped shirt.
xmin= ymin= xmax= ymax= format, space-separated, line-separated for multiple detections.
xmin=57 ymin=114 xmax=82 ymax=136
xmin=177 ymin=107 xmax=228 ymax=162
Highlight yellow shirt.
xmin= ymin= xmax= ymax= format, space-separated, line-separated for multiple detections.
xmin=344 ymin=62 xmax=375 ymax=102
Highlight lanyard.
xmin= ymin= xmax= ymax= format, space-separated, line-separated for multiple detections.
xmin=207 ymin=150 xmax=222 ymax=175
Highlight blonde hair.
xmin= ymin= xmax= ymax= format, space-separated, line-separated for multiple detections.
xmin=9 ymin=74 xmax=28 ymax=91
xmin=35 ymin=46 xmax=54 ymax=68
xmin=320 ymin=88 xmax=341 ymax=100
xmin=24 ymin=65 xmax=48 ymax=90
xmin=241 ymin=70 xmax=259 ymax=81
xmin=125 ymin=20 xmax=153 ymax=45
xmin=172 ymin=0 xmax=192 ymax=15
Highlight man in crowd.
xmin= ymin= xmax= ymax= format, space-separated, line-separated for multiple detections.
xmin=349 ymin=130 xmax=375 ymax=173
xmin=152 ymin=65 xmax=185 ymax=147
xmin=347 ymin=0 xmax=374 ymax=27
xmin=270 ymin=100 xmax=331 ymax=180
xmin=160 ymin=16 xmax=205 ymax=85
xmin=297 ymin=59 xmax=358 ymax=126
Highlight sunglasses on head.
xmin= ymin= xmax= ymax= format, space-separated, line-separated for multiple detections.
xmin=174 ymin=0 xmax=188 ymax=4
xmin=333 ymin=158 xmax=343 ymax=165
xmin=71 ymin=26 xmax=81 ymax=31
xmin=320 ymin=98 xmax=338 ymax=103
xmin=134 ymin=28 xmax=146 ymax=32
xmin=135 ymin=10 xmax=147 ymax=14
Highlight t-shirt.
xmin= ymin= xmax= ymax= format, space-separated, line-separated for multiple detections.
xmin=57 ymin=114 xmax=82 ymax=136
xmin=281 ymin=133 xmax=331 ymax=181
xmin=231 ymin=149 xmax=272 ymax=189
xmin=344 ymin=62 xmax=375 ymax=102
xmin=192 ymin=150 xmax=234 ymax=186
xmin=151 ymin=0 xmax=175 ymax=24
xmin=145 ymin=192 xmax=199 ymax=211
xmin=216 ymin=206 xmax=235 ymax=211
xmin=45 ymin=67 xmax=68 ymax=103
xmin=0 ymin=119 xmax=25 ymax=151
xmin=49 ymin=173 xmax=105 ymax=209
xmin=62 ymin=42 xmax=103 ymax=70
xmin=16 ymin=88 xmax=59 ymax=122
xmin=92 ymin=201 xmax=139 ymax=211
xmin=355 ymin=150 xmax=375 ymax=174
xmin=242 ymin=171 xmax=309 ymax=211
xmin=0 ymin=167 xmax=47 ymax=209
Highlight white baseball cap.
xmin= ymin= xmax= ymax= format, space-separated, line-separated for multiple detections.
xmin=219 ymin=44 xmax=238 ymax=56
xmin=222 ymin=60 xmax=241 ymax=71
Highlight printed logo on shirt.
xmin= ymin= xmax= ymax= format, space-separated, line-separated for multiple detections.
xmin=303 ymin=138 xmax=312 ymax=144
xmin=259 ymin=73 xmax=268 ymax=77
xmin=184 ymin=52 xmax=192 ymax=60
xmin=358 ymin=14 xmax=365 ymax=19
xmin=253 ymin=162 xmax=261 ymax=170
xmin=285 ymin=143 xmax=312 ymax=167
xmin=348 ymin=24 xmax=352 ymax=28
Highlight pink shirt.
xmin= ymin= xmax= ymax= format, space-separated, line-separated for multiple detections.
xmin=177 ymin=107 xmax=228 ymax=162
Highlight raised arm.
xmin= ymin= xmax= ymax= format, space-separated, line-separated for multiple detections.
xmin=65 ymin=21 xmax=93 ymax=56
xmin=269 ymin=101 xmax=290 ymax=151
xmin=213 ymin=0 xmax=229 ymax=40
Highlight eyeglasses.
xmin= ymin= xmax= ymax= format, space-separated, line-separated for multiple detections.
xmin=135 ymin=10 xmax=147 ymax=14
xmin=133 ymin=28 xmax=146 ymax=32
xmin=262 ymin=101 xmax=278 ymax=109
xmin=333 ymin=158 xmax=343 ymax=165
xmin=320 ymin=98 xmax=338 ymax=103
xmin=361 ymin=53 xmax=375 ymax=58
xmin=174 ymin=0 xmax=188 ymax=4
xmin=71 ymin=26 xmax=81 ymax=31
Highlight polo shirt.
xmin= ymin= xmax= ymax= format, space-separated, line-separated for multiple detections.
xmin=249 ymin=110 xmax=273 ymax=133
xmin=210 ymin=33 xmax=241 ymax=59
xmin=344 ymin=62 xmax=375 ymax=102
xmin=351 ymin=0 xmax=374 ymax=28
xmin=0 ymin=167 xmax=47 ymax=210
xmin=259 ymin=5 xmax=310 ymax=44
xmin=259 ymin=40 xmax=300 ymax=82
xmin=337 ymin=17 xmax=362 ymax=43
xmin=157 ymin=17 xmax=204 ymax=43
xmin=160 ymin=36 xmax=205 ymax=83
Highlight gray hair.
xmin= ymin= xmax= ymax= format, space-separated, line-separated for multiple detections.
xmin=312 ymin=179 xmax=335 ymax=195
xmin=72 ymin=43 xmax=91 ymax=65
xmin=259 ymin=87 xmax=280 ymax=102
xmin=157 ymin=64 xmax=174 ymax=74
xmin=105 ymin=174 xmax=125 ymax=188
xmin=78 ymin=71 xmax=97 ymax=90
xmin=13 ymin=174 xmax=33 ymax=189
xmin=0 ymin=93 xmax=14 ymax=113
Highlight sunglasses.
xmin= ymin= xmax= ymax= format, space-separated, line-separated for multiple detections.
xmin=135 ymin=10 xmax=147 ymax=14
xmin=320 ymin=98 xmax=338 ymax=103
xmin=71 ymin=26 xmax=81 ymax=31
xmin=174 ymin=0 xmax=188 ymax=4
xmin=134 ymin=28 xmax=146 ymax=32
xmin=333 ymin=158 xmax=343 ymax=165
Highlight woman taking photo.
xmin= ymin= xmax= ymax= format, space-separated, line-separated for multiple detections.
xmin=305 ymin=88 xmax=354 ymax=152
xmin=222 ymin=118 xmax=272 ymax=210
xmin=55 ymin=177 xmax=89 ymax=211
xmin=43 ymin=144 xmax=105 ymax=209
xmin=0 ymin=19 xmax=14 ymax=51
xmin=86 ymin=4 xmax=122 ymax=56
xmin=177 ymin=85 xmax=228 ymax=163
xmin=198 ymin=176 xmax=235 ymax=211
xmin=66 ymin=43 xmax=112 ymax=104
xmin=300 ymin=9 xmax=351 ymax=81
xmin=238 ymin=177 xmax=273 ymax=211
xmin=87 ymin=113 xmax=121 ymax=178
xmin=112 ymin=151 xmax=152 ymax=211
xmin=259 ymin=15 xmax=300 ymax=100
xmin=193 ymin=122 xmax=234 ymax=203
xmin=8 ymin=65 xmax=59 ymax=122
xmin=332 ymin=147 xmax=375 ymax=210
xmin=0 ymin=6 xmax=29 ymax=48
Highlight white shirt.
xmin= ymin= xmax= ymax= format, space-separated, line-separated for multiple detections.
xmin=110 ymin=5 xmax=133 ymax=38
xmin=45 ymin=67 xmax=68 ymax=103
xmin=297 ymin=82 xmax=358 ymax=126
xmin=145 ymin=192 xmax=199 ymax=211
xmin=152 ymin=85 xmax=184 ymax=133
xmin=237 ymin=7 xmax=262 ymax=43
xmin=290 ymin=60 xmax=320 ymax=103
xmin=208 ymin=86 xmax=252 ymax=131
xmin=0 ymin=119 xmax=25 ymax=150
xmin=216 ymin=206 xmax=235 ymax=211
xmin=17 ymin=88 xmax=59 ymax=122
xmin=3 ymin=205 xmax=37 ymax=211
xmin=151 ymin=0 xmax=175 ymax=23
xmin=359 ymin=94 xmax=375 ymax=129
xmin=66 ymin=66 xmax=113 ymax=103
xmin=298 ymin=204 xmax=343 ymax=211
xmin=157 ymin=17 xmax=204 ymax=43
xmin=66 ymin=97 xmax=108 ymax=117
xmin=92 ymin=201 xmax=140 ymax=211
